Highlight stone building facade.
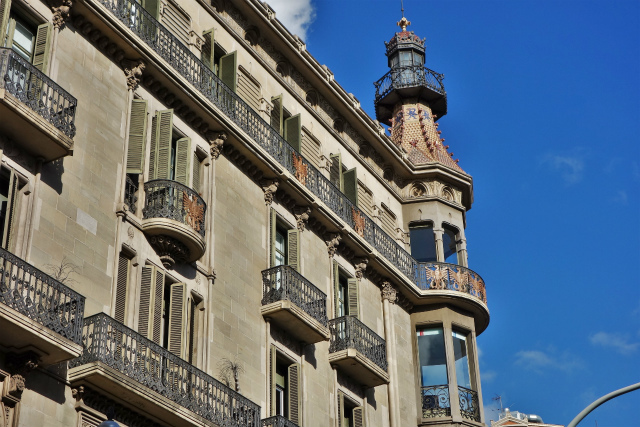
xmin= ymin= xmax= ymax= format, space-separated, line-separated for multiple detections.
xmin=0 ymin=1 xmax=489 ymax=427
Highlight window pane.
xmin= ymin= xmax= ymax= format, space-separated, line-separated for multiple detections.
xmin=443 ymin=226 xmax=457 ymax=264
xmin=12 ymin=20 xmax=34 ymax=61
xmin=410 ymin=224 xmax=437 ymax=262
xmin=275 ymin=229 xmax=286 ymax=266
xmin=452 ymin=330 xmax=472 ymax=388
xmin=417 ymin=327 xmax=447 ymax=386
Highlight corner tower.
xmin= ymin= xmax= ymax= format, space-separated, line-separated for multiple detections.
xmin=376 ymin=16 xmax=490 ymax=427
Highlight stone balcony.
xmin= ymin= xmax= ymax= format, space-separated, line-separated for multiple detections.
xmin=328 ymin=316 xmax=389 ymax=388
xmin=0 ymin=247 xmax=84 ymax=365
xmin=0 ymin=48 xmax=76 ymax=162
xmin=70 ymin=313 xmax=261 ymax=427
xmin=141 ymin=179 xmax=206 ymax=267
xmin=261 ymin=415 xmax=299 ymax=427
xmin=261 ymin=265 xmax=329 ymax=344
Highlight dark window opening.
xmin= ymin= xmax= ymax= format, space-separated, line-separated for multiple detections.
xmin=409 ymin=223 xmax=437 ymax=263
xmin=442 ymin=225 xmax=458 ymax=264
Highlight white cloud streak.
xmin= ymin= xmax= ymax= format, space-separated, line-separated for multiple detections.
xmin=589 ymin=331 xmax=639 ymax=355
xmin=265 ymin=0 xmax=316 ymax=41
xmin=542 ymin=154 xmax=585 ymax=185
xmin=514 ymin=348 xmax=584 ymax=373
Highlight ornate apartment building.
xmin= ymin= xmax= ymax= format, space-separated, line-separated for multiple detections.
xmin=0 ymin=1 xmax=490 ymax=427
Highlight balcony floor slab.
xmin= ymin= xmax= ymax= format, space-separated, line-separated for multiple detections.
xmin=328 ymin=348 xmax=390 ymax=388
xmin=261 ymin=300 xmax=329 ymax=344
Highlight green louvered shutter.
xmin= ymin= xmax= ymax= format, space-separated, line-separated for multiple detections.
xmin=202 ymin=28 xmax=215 ymax=71
xmin=343 ymin=168 xmax=358 ymax=206
xmin=141 ymin=0 xmax=160 ymax=19
xmin=287 ymin=229 xmax=300 ymax=272
xmin=219 ymin=51 xmax=237 ymax=92
xmin=114 ymin=253 xmax=130 ymax=324
xmin=192 ymin=152 xmax=201 ymax=193
xmin=167 ymin=283 xmax=187 ymax=358
xmin=151 ymin=110 xmax=173 ymax=180
xmin=151 ymin=268 xmax=164 ymax=344
xmin=2 ymin=172 xmax=18 ymax=250
xmin=287 ymin=363 xmax=301 ymax=425
xmin=127 ymin=99 xmax=148 ymax=174
xmin=174 ymin=137 xmax=191 ymax=186
xmin=284 ymin=114 xmax=302 ymax=152
xmin=347 ymin=278 xmax=359 ymax=319
xmin=271 ymin=95 xmax=283 ymax=135
xmin=333 ymin=260 xmax=340 ymax=318
xmin=330 ymin=153 xmax=342 ymax=191
xmin=32 ymin=23 xmax=52 ymax=73
xmin=269 ymin=208 xmax=277 ymax=267
xmin=269 ymin=345 xmax=277 ymax=416
xmin=353 ymin=407 xmax=364 ymax=427
xmin=138 ymin=266 xmax=155 ymax=339
xmin=0 ymin=0 xmax=11 ymax=46
xmin=338 ymin=391 xmax=345 ymax=427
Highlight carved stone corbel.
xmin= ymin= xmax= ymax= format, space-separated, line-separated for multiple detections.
xmin=294 ymin=206 xmax=311 ymax=231
xmin=207 ymin=131 xmax=227 ymax=160
xmin=121 ymin=59 xmax=145 ymax=91
xmin=354 ymin=258 xmax=368 ymax=280
xmin=4 ymin=352 xmax=39 ymax=401
xmin=381 ymin=281 xmax=398 ymax=304
xmin=48 ymin=0 xmax=73 ymax=30
xmin=261 ymin=179 xmax=279 ymax=206
xmin=324 ymin=233 xmax=341 ymax=258
xmin=189 ymin=30 xmax=205 ymax=51
xmin=71 ymin=385 xmax=85 ymax=403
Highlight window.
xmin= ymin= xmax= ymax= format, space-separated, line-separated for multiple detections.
xmin=0 ymin=166 xmax=26 ymax=252
xmin=338 ymin=391 xmax=364 ymax=427
xmin=409 ymin=222 xmax=437 ymax=263
xmin=416 ymin=327 xmax=448 ymax=387
xmin=300 ymin=128 xmax=321 ymax=169
xmin=114 ymin=251 xmax=132 ymax=324
xmin=271 ymin=95 xmax=302 ymax=151
xmin=442 ymin=224 xmax=458 ymax=264
xmin=161 ymin=0 xmax=190 ymax=45
xmin=333 ymin=261 xmax=358 ymax=319
xmin=269 ymin=208 xmax=300 ymax=271
xmin=452 ymin=330 xmax=472 ymax=389
xmin=138 ymin=264 xmax=196 ymax=359
xmin=202 ymin=28 xmax=237 ymax=92
xmin=356 ymin=181 xmax=373 ymax=218
xmin=148 ymin=109 xmax=193 ymax=186
xmin=1 ymin=5 xmax=52 ymax=72
xmin=379 ymin=203 xmax=397 ymax=238
xmin=329 ymin=153 xmax=358 ymax=205
xmin=237 ymin=65 xmax=261 ymax=112
xmin=269 ymin=345 xmax=300 ymax=424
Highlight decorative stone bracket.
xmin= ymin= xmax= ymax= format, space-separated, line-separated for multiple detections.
xmin=208 ymin=131 xmax=227 ymax=160
xmin=381 ymin=281 xmax=398 ymax=304
xmin=294 ymin=206 xmax=311 ymax=231
xmin=48 ymin=0 xmax=73 ymax=30
xmin=121 ymin=58 xmax=146 ymax=91
xmin=261 ymin=179 xmax=279 ymax=206
xmin=354 ymin=257 xmax=368 ymax=280
xmin=324 ymin=232 xmax=341 ymax=258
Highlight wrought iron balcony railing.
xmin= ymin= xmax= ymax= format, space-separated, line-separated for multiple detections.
xmin=261 ymin=265 xmax=328 ymax=326
xmin=458 ymin=386 xmax=481 ymax=422
xmin=0 ymin=48 xmax=77 ymax=138
xmin=95 ymin=0 xmax=487 ymax=305
xmin=70 ymin=313 xmax=261 ymax=427
xmin=0 ymin=247 xmax=85 ymax=344
xmin=261 ymin=415 xmax=299 ymax=427
xmin=328 ymin=316 xmax=387 ymax=371
xmin=142 ymin=179 xmax=206 ymax=237
xmin=374 ymin=65 xmax=446 ymax=102
xmin=421 ymin=385 xmax=451 ymax=418
xmin=414 ymin=262 xmax=486 ymax=303
xmin=124 ymin=175 xmax=138 ymax=212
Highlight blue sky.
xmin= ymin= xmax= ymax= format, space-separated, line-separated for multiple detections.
xmin=266 ymin=0 xmax=640 ymax=425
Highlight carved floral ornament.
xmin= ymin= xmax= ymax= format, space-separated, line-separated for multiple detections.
xmin=381 ymin=281 xmax=398 ymax=304
xmin=121 ymin=58 xmax=146 ymax=91
xmin=47 ymin=0 xmax=73 ymax=30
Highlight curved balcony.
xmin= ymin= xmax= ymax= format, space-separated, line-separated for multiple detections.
xmin=261 ymin=265 xmax=329 ymax=344
xmin=0 ymin=48 xmax=76 ymax=161
xmin=414 ymin=262 xmax=489 ymax=331
xmin=374 ymin=65 xmax=447 ymax=122
xmin=328 ymin=316 xmax=389 ymax=388
xmin=142 ymin=179 xmax=206 ymax=266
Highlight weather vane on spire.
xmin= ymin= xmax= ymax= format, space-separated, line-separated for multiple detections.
xmin=398 ymin=0 xmax=410 ymax=31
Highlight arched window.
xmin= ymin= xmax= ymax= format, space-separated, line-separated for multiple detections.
xmin=409 ymin=222 xmax=437 ymax=263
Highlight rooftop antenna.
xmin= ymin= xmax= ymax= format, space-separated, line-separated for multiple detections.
xmin=492 ymin=394 xmax=504 ymax=411
xmin=401 ymin=0 xmax=405 ymax=18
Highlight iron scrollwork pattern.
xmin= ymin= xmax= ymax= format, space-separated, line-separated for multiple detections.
xmin=261 ymin=415 xmax=299 ymax=427
xmin=70 ymin=313 xmax=261 ymax=427
xmin=142 ymin=179 xmax=206 ymax=237
xmin=96 ymin=0 xmax=486 ymax=304
xmin=328 ymin=316 xmax=387 ymax=372
xmin=421 ymin=385 xmax=451 ymax=418
xmin=124 ymin=174 xmax=138 ymax=212
xmin=261 ymin=265 xmax=328 ymax=326
xmin=0 ymin=48 xmax=77 ymax=138
xmin=374 ymin=65 xmax=445 ymax=103
xmin=0 ymin=247 xmax=85 ymax=344
xmin=458 ymin=386 xmax=481 ymax=422
xmin=414 ymin=262 xmax=487 ymax=303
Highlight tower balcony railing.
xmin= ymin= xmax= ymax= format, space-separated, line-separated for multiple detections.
xmin=414 ymin=262 xmax=486 ymax=304
xmin=261 ymin=415 xmax=299 ymax=427
xmin=421 ymin=385 xmax=451 ymax=418
xmin=0 ymin=246 xmax=85 ymax=364
xmin=458 ymin=386 xmax=481 ymax=422
xmin=374 ymin=65 xmax=446 ymax=102
xmin=92 ymin=0 xmax=487 ymax=306
xmin=261 ymin=265 xmax=328 ymax=326
xmin=70 ymin=313 xmax=261 ymax=427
